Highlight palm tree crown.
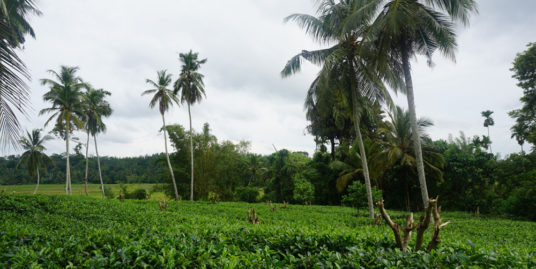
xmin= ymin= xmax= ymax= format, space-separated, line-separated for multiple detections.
xmin=174 ymin=50 xmax=207 ymax=104
xmin=142 ymin=70 xmax=179 ymax=115
xmin=84 ymin=88 xmax=112 ymax=135
xmin=16 ymin=128 xmax=53 ymax=177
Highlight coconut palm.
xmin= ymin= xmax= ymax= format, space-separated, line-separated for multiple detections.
xmin=143 ymin=70 xmax=180 ymax=200
xmin=361 ymin=0 xmax=477 ymax=207
xmin=174 ymin=50 xmax=207 ymax=201
xmin=83 ymin=88 xmax=112 ymax=198
xmin=16 ymin=129 xmax=53 ymax=194
xmin=481 ymin=110 xmax=494 ymax=153
xmin=281 ymin=0 xmax=395 ymax=218
xmin=373 ymin=106 xmax=444 ymax=211
xmin=0 ymin=0 xmax=41 ymax=149
xmin=40 ymin=66 xmax=88 ymax=195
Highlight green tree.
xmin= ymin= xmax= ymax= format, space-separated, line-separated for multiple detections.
xmin=174 ymin=50 xmax=207 ymax=201
xmin=40 ymin=66 xmax=89 ymax=195
xmin=142 ymin=70 xmax=180 ymax=200
xmin=374 ymin=106 xmax=444 ymax=211
xmin=481 ymin=110 xmax=494 ymax=153
xmin=0 ymin=0 xmax=41 ymax=148
xmin=509 ymin=42 xmax=536 ymax=150
xmin=83 ymin=88 xmax=112 ymax=198
xmin=16 ymin=129 xmax=53 ymax=194
xmin=281 ymin=0 xmax=393 ymax=218
xmin=365 ymin=0 xmax=477 ymax=207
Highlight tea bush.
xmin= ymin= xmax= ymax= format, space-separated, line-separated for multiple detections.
xmin=0 ymin=194 xmax=534 ymax=268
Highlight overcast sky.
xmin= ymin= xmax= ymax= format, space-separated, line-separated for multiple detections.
xmin=5 ymin=0 xmax=536 ymax=158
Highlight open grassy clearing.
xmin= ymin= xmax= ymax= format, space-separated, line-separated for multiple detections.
xmin=0 ymin=184 xmax=167 ymax=200
xmin=1 ymin=194 xmax=535 ymax=268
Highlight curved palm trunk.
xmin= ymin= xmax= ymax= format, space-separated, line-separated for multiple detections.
xmin=65 ymin=128 xmax=72 ymax=195
xmin=162 ymin=114 xmax=179 ymax=200
xmin=188 ymin=103 xmax=194 ymax=201
xmin=94 ymin=135 xmax=105 ymax=198
xmin=402 ymin=49 xmax=429 ymax=208
xmin=350 ymin=85 xmax=375 ymax=219
xmin=84 ymin=130 xmax=90 ymax=196
xmin=33 ymin=168 xmax=40 ymax=194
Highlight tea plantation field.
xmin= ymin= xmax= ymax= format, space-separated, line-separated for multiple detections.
xmin=1 ymin=194 xmax=535 ymax=268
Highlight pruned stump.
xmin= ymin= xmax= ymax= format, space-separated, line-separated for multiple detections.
xmin=248 ymin=208 xmax=260 ymax=224
xmin=159 ymin=199 xmax=167 ymax=211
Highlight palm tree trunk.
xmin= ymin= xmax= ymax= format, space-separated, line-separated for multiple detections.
xmin=84 ymin=130 xmax=90 ymax=196
xmin=188 ymin=103 xmax=194 ymax=201
xmin=66 ymin=128 xmax=71 ymax=195
xmin=401 ymin=48 xmax=429 ymax=208
xmin=94 ymin=135 xmax=105 ymax=198
xmin=162 ymin=114 xmax=179 ymax=200
xmin=351 ymin=88 xmax=375 ymax=219
xmin=488 ymin=127 xmax=492 ymax=154
xmin=33 ymin=168 xmax=40 ymax=194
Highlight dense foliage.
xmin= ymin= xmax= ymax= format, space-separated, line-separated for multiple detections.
xmin=1 ymin=195 xmax=535 ymax=267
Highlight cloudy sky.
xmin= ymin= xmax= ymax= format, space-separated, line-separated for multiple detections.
xmin=6 ymin=0 xmax=536 ymax=158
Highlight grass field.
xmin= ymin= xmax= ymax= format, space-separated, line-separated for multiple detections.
xmin=0 ymin=184 xmax=167 ymax=200
xmin=1 ymin=194 xmax=535 ymax=267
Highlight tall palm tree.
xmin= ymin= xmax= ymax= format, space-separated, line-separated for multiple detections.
xmin=16 ymin=129 xmax=53 ymax=194
xmin=143 ymin=70 xmax=180 ymax=200
xmin=360 ymin=0 xmax=478 ymax=207
xmin=281 ymin=0 xmax=394 ymax=218
xmin=373 ymin=106 xmax=444 ymax=211
xmin=83 ymin=88 xmax=112 ymax=198
xmin=481 ymin=110 xmax=494 ymax=153
xmin=0 ymin=0 xmax=41 ymax=149
xmin=40 ymin=66 xmax=88 ymax=195
xmin=174 ymin=50 xmax=207 ymax=201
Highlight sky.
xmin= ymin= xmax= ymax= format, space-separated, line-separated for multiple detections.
xmin=5 ymin=0 xmax=536 ymax=158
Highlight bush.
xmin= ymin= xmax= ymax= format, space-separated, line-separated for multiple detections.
xmin=103 ymin=185 xmax=115 ymax=199
xmin=293 ymin=177 xmax=315 ymax=204
xmin=500 ymin=181 xmax=536 ymax=221
xmin=125 ymin=188 xmax=148 ymax=200
xmin=342 ymin=181 xmax=382 ymax=210
xmin=208 ymin=192 xmax=220 ymax=203
xmin=235 ymin=187 xmax=259 ymax=203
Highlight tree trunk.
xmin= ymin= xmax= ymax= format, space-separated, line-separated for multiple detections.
xmin=488 ymin=127 xmax=492 ymax=154
xmin=33 ymin=168 xmax=40 ymax=194
xmin=162 ymin=114 xmax=179 ymax=200
xmin=84 ymin=130 xmax=90 ymax=196
xmin=94 ymin=135 xmax=105 ymax=198
xmin=330 ymin=137 xmax=335 ymax=160
xmin=401 ymin=48 xmax=429 ymax=208
xmin=351 ymin=88 xmax=375 ymax=219
xmin=188 ymin=103 xmax=194 ymax=201
xmin=66 ymin=127 xmax=72 ymax=195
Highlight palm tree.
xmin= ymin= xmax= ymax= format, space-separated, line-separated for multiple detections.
xmin=362 ymin=0 xmax=478 ymax=207
xmin=510 ymin=124 xmax=527 ymax=153
xmin=481 ymin=110 xmax=494 ymax=153
xmin=40 ymin=66 xmax=88 ymax=195
xmin=0 ymin=0 xmax=41 ymax=149
xmin=83 ymin=88 xmax=112 ymax=198
xmin=16 ymin=129 xmax=53 ymax=194
xmin=143 ymin=70 xmax=180 ymax=200
xmin=373 ymin=106 xmax=444 ymax=211
xmin=281 ymin=0 xmax=394 ymax=218
xmin=174 ymin=50 xmax=207 ymax=201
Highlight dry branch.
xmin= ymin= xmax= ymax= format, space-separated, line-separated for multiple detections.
xmin=159 ymin=199 xmax=167 ymax=210
xmin=248 ymin=208 xmax=260 ymax=224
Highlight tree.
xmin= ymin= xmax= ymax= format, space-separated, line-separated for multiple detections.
xmin=142 ymin=70 xmax=180 ymax=200
xmin=374 ymin=106 xmax=444 ymax=211
xmin=481 ymin=110 xmax=494 ymax=153
xmin=365 ymin=0 xmax=477 ymax=207
xmin=83 ymin=88 xmax=112 ymax=198
xmin=0 ymin=0 xmax=41 ymax=149
xmin=509 ymin=42 xmax=536 ymax=150
xmin=174 ymin=50 xmax=207 ymax=201
xmin=281 ymin=0 xmax=394 ymax=218
xmin=40 ymin=66 xmax=89 ymax=195
xmin=16 ymin=129 xmax=53 ymax=194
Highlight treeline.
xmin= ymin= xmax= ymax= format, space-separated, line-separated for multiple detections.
xmin=0 ymin=154 xmax=166 ymax=185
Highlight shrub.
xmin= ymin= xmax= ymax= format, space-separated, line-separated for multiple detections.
xmin=342 ymin=181 xmax=382 ymax=210
xmin=103 ymin=185 xmax=115 ymax=199
xmin=125 ymin=188 xmax=148 ymax=200
xmin=208 ymin=192 xmax=220 ymax=203
xmin=293 ymin=177 xmax=314 ymax=204
xmin=235 ymin=187 xmax=259 ymax=203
